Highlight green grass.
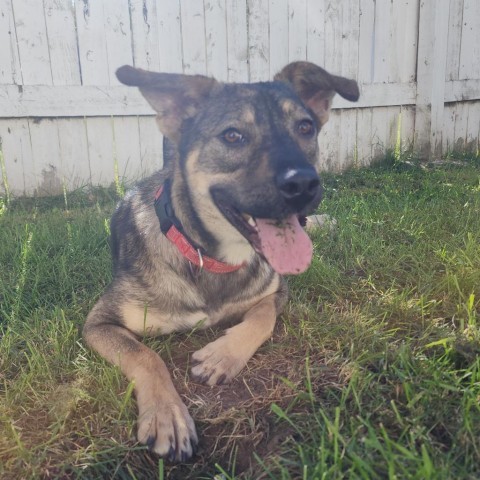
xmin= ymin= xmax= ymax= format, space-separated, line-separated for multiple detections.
xmin=1 ymin=153 xmax=479 ymax=479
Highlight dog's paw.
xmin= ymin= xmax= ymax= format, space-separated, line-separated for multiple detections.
xmin=136 ymin=400 xmax=198 ymax=462
xmin=190 ymin=335 xmax=249 ymax=386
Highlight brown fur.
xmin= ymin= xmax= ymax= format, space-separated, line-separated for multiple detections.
xmin=83 ymin=62 xmax=359 ymax=461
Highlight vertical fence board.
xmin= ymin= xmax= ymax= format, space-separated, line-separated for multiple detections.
xmin=248 ymin=0 xmax=269 ymax=81
xmin=0 ymin=0 xmax=22 ymax=84
xmin=44 ymin=0 xmax=81 ymax=85
xmin=103 ymin=1 xmax=134 ymax=84
xmin=443 ymin=104 xmax=456 ymax=152
xmin=358 ymin=0 xmax=374 ymax=84
xmin=204 ymin=0 xmax=228 ymax=80
xmin=157 ymin=0 xmax=183 ymax=72
xmin=12 ymin=0 xmax=52 ymax=85
xmin=465 ymin=101 xmax=480 ymax=152
xmin=86 ymin=117 xmax=115 ymax=186
xmin=225 ymin=0 xmax=248 ymax=82
xmin=445 ymin=0 xmax=464 ymax=81
xmin=269 ymin=0 xmax=288 ymax=78
xmin=318 ymin=110 xmax=340 ymax=171
xmin=75 ymin=0 xmax=109 ymax=85
xmin=356 ymin=107 xmax=373 ymax=166
xmin=57 ymin=117 xmax=91 ymax=190
xmin=113 ymin=116 xmax=142 ymax=182
xmin=341 ymin=0 xmax=359 ymax=79
xmin=288 ymin=0 xmax=307 ymax=62
xmin=138 ymin=117 xmax=163 ymax=175
xmin=323 ymin=1 xmax=342 ymax=75
xmin=180 ymin=0 xmax=207 ymax=75
xmin=459 ymin=0 xmax=480 ymax=80
xmin=453 ymin=101 xmax=468 ymax=150
xmin=372 ymin=0 xmax=391 ymax=83
xmin=400 ymin=105 xmax=416 ymax=152
xmin=129 ymin=0 xmax=160 ymax=70
xmin=339 ymin=110 xmax=357 ymax=169
xmin=306 ymin=0 xmax=325 ymax=66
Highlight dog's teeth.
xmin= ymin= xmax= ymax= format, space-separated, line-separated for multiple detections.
xmin=247 ymin=216 xmax=257 ymax=227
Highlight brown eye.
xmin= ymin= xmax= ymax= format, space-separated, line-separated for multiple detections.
xmin=222 ymin=128 xmax=245 ymax=145
xmin=297 ymin=119 xmax=315 ymax=136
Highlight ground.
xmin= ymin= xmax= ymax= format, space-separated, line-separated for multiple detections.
xmin=0 ymin=152 xmax=479 ymax=479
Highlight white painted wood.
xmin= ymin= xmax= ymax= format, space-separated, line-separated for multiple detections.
xmin=371 ymin=107 xmax=389 ymax=159
xmin=390 ymin=0 xmax=419 ymax=83
xmin=341 ymin=0 xmax=359 ymax=79
xmin=85 ymin=117 xmax=115 ymax=186
xmin=225 ymin=0 xmax=248 ymax=82
xmin=323 ymin=1 xmax=342 ymax=75
xmin=269 ymin=0 xmax=289 ymax=78
xmin=247 ymin=0 xmax=269 ymax=82
xmin=138 ymin=116 xmax=164 ymax=175
xmin=103 ymin=1 xmax=134 ymax=84
xmin=445 ymin=0 xmax=464 ymax=81
xmin=356 ymin=107 xmax=373 ymax=166
xmin=358 ymin=0 xmax=375 ymax=84
xmin=204 ymin=0 xmax=228 ymax=81
xmin=0 ymin=119 xmax=34 ymax=195
xmin=180 ymin=0 xmax=207 ymax=75
xmin=465 ymin=101 xmax=480 ymax=152
xmin=400 ymin=105 xmax=416 ymax=152
xmin=57 ymin=117 xmax=91 ymax=190
xmin=11 ymin=0 xmax=52 ymax=85
xmin=113 ymin=116 xmax=142 ymax=183
xmin=129 ymin=0 xmax=160 ymax=71
xmin=339 ymin=109 xmax=357 ymax=170
xmin=29 ymin=118 xmax=63 ymax=196
xmin=306 ymin=0 xmax=325 ymax=67
xmin=415 ymin=0 xmax=450 ymax=157
xmin=318 ymin=109 xmax=340 ymax=171
xmin=459 ymin=0 xmax=480 ymax=81
xmin=288 ymin=0 xmax=307 ymax=62
xmin=372 ymin=0 xmax=391 ymax=83
xmin=156 ymin=0 xmax=183 ymax=72
xmin=444 ymin=79 xmax=480 ymax=102
xmin=0 ymin=0 xmax=22 ymax=84
xmin=453 ymin=101 xmax=469 ymax=151
xmin=43 ymin=0 xmax=81 ymax=85
xmin=442 ymin=103 xmax=457 ymax=153
xmin=75 ymin=0 xmax=109 ymax=85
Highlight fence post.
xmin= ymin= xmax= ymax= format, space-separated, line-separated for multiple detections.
xmin=415 ymin=0 xmax=450 ymax=159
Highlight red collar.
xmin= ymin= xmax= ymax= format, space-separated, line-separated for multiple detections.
xmin=154 ymin=181 xmax=244 ymax=274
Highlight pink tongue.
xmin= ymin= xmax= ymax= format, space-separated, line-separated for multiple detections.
xmin=255 ymin=215 xmax=313 ymax=274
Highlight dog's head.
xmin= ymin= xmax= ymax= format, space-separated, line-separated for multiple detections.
xmin=117 ymin=62 xmax=359 ymax=274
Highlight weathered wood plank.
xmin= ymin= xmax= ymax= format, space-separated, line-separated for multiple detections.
xmin=180 ymin=0 xmax=207 ymax=75
xmin=358 ymin=0 xmax=375 ymax=84
xmin=225 ymin=0 xmax=248 ymax=82
xmin=338 ymin=109 xmax=357 ymax=170
xmin=459 ymin=0 xmax=480 ymax=80
xmin=12 ymin=0 xmax=52 ymax=85
xmin=113 ymin=116 xmax=142 ymax=183
xmin=318 ymin=109 xmax=340 ymax=171
xmin=75 ymin=0 xmax=109 ymax=85
xmin=204 ymin=0 xmax=228 ymax=80
xmin=156 ymin=0 xmax=183 ymax=72
xmin=0 ymin=118 xmax=35 ymax=195
xmin=323 ymin=1 xmax=342 ymax=75
xmin=103 ymin=1 xmax=134 ymax=84
xmin=248 ymin=0 xmax=269 ymax=81
xmin=341 ymin=0 xmax=359 ymax=79
xmin=465 ymin=101 xmax=480 ymax=152
xmin=442 ymin=103 xmax=457 ymax=153
xmin=85 ymin=117 xmax=115 ymax=186
xmin=356 ymin=107 xmax=373 ymax=166
xmin=0 ymin=0 xmax=22 ymax=84
xmin=269 ymin=0 xmax=289 ymax=78
xmin=43 ymin=0 xmax=81 ymax=85
xmin=129 ymin=0 xmax=160 ymax=70
xmin=138 ymin=116 xmax=164 ymax=175
xmin=288 ymin=0 xmax=307 ymax=62
xmin=306 ymin=0 xmax=325 ymax=66
xmin=445 ymin=0 xmax=464 ymax=81
xmin=57 ymin=117 xmax=91 ymax=190
xmin=444 ymin=79 xmax=480 ymax=102
xmin=372 ymin=0 xmax=391 ymax=83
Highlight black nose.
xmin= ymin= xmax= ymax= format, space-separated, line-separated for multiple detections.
xmin=276 ymin=167 xmax=321 ymax=209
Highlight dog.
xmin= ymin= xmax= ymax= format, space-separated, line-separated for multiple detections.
xmin=83 ymin=61 xmax=359 ymax=462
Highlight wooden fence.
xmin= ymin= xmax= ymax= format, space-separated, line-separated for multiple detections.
xmin=0 ymin=0 xmax=479 ymax=197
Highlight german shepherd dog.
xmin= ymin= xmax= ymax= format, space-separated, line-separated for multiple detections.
xmin=83 ymin=62 xmax=359 ymax=461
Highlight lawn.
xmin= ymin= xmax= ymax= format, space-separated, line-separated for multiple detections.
xmin=0 ymin=154 xmax=479 ymax=479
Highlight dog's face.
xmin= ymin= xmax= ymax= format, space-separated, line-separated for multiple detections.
xmin=117 ymin=62 xmax=359 ymax=273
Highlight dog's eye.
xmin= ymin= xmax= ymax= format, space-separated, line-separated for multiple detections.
xmin=222 ymin=128 xmax=245 ymax=145
xmin=297 ymin=119 xmax=315 ymax=136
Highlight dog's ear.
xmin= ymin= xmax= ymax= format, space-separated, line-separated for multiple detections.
xmin=116 ymin=66 xmax=218 ymax=141
xmin=274 ymin=61 xmax=359 ymax=126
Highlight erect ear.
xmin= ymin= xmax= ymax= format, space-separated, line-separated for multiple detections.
xmin=116 ymin=65 xmax=218 ymax=142
xmin=274 ymin=61 xmax=360 ymax=127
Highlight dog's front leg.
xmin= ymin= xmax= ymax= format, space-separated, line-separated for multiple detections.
xmin=191 ymin=286 xmax=287 ymax=386
xmin=83 ymin=300 xmax=198 ymax=461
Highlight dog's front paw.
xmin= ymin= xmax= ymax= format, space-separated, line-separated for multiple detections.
xmin=136 ymin=399 xmax=198 ymax=462
xmin=190 ymin=335 xmax=250 ymax=386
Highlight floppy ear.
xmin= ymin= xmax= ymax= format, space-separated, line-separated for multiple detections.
xmin=274 ymin=61 xmax=360 ymax=126
xmin=116 ymin=66 xmax=218 ymax=142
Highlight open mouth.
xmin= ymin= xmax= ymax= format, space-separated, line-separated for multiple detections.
xmin=216 ymin=202 xmax=313 ymax=275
